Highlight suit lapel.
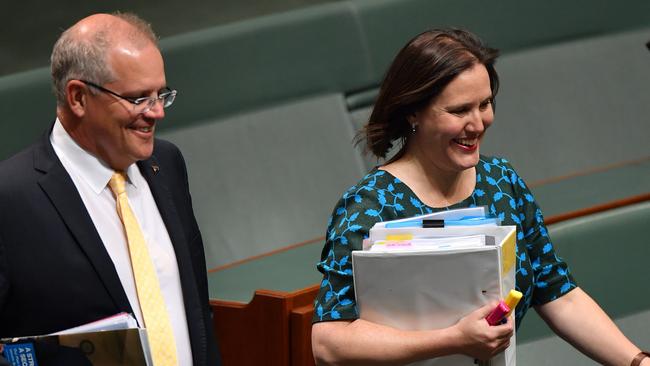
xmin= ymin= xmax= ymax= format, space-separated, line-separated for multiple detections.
xmin=34 ymin=132 xmax=132 ymax=312
xmin=138 ymin=154 xmax=208 ymax=365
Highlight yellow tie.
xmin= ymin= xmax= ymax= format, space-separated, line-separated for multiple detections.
xmin=109 ymin=172 xmax=178 ymax=366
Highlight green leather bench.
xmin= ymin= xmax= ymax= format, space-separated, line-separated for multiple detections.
xmin=531 ymin=159 xmax=650 ymax=219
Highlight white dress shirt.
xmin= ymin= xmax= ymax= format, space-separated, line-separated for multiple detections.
xmin=50 ymin=119 xmax=192 ymax=365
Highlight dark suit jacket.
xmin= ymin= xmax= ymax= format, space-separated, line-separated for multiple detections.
xmin=0 ymin=130 xmax=221 ymax=366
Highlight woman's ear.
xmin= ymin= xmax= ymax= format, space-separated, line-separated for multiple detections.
xmin=407 ymin=112 xmax=418 ymax=126
xmin=65 ymin=80 xmax=88 ymax=118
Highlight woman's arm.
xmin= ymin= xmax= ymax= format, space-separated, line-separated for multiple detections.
xmin=536 ymin=287 xmax=649 ymax=366
xmin=311 ymin=302 xmax=514 ymax=366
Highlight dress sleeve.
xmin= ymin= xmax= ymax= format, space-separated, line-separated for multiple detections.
xmin=312 ymin=179 xmax=385 ymax=323
xmin=506 ymin=161 xmax=578 ymax=305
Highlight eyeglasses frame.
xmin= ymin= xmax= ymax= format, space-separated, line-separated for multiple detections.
xmin=79 ymin=80 xmax=177 ymax=113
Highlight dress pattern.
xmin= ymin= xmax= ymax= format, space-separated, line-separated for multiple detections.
xmin=313 ymin=155 xmax=577 ymax=328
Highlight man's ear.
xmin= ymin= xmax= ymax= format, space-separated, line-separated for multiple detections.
xmin=65 ymin=80 xmax=88 ymax=118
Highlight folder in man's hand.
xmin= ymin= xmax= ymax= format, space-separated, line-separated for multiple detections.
xmin=1 ymin=313 xmax=152 ymax=366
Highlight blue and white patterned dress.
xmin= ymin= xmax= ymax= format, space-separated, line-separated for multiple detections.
xmin=313 ymin=155 xmax=577 ymax=328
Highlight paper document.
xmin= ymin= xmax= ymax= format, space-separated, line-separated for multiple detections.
xmin=369 ymin=234 xmax=493 ymax=252
xmin=372 ymin=206 xmax=487 ymax=229
xmin=54 ymin=312 xmax=139 ymax=335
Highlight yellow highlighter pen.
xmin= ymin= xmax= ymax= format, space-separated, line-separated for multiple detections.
xmin=504 ymin=289 xmax=523 ymax=318
xmin=486 ymin=289 xmax=523 ymax=325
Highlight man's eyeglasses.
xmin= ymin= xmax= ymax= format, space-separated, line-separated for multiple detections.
xmin=80 ymin=80 xmax=177 ymax=114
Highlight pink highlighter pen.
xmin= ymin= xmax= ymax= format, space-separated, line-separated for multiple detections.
xmin=485 ymin=301 xmax=510 ymax=326
xmin=486 ymin=290 xmax=523 ymax=326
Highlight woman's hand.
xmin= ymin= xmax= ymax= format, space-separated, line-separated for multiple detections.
xmin=452 ymin=302 xmax=514 ymax=360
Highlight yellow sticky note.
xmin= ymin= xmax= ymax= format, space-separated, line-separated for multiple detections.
xmin=386 ymin=234 xmax=413 ymax=241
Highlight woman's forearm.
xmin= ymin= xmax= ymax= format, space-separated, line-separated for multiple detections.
xmin=311 ymin=303 xmax=513 ymax=366
xmin=312 ymin=319 xmax=459 ymax=366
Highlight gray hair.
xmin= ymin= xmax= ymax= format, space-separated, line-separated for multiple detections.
xmin=50 ymin=12 xmax=159 ymax=106
xmin=113 ymin=12 xmax=158 ymax=46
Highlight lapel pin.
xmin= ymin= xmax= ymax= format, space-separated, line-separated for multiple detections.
xmin=152 ymin=164 xmax=160 ymax=174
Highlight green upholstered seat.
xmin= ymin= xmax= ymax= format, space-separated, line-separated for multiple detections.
xmin=481 ymin=28 xmax=650 ymax=183
xmin=207 ymin=240 xmax=323 ymax=303
xmin=350 ymin=0 xmax=650 ymax=88
xmin=531 ymin=159 xmax=650 ymax=218
xmin=159 ymin=2 xmax=374 ymax=130
xmin=0 ymin=68 xmax=54 ymax=161
xmin=158 ymin=94 xmax=366 ymax=269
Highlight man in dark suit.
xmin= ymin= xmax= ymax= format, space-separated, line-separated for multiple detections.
xmin=0 ymin=12 xmax=220 ymax=366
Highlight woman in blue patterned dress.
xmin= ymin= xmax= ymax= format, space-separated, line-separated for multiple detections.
xmin=311 ymin=29 xmax=649 ymax=366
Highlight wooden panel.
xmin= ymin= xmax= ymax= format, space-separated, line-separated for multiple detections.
xmin=211 ymin=290 xmax=291 ymax=365
xmin=290 ymin=304 xmax=316 ymax=366
xmin=289 ymin=285 xmax=319 ymax=366
xmin=211 ymin=285 xmax=319 ymax=366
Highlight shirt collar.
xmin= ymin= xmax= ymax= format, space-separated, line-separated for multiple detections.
xmin=50 ymin=118 xmax=139 ymax=194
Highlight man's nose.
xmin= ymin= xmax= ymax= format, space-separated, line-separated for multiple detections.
xmin=143 ymin=98 xmax=165 ymax=119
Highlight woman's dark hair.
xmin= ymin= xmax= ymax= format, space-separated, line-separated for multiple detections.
xmin=357 ymin=28 xmax=500 ymax=160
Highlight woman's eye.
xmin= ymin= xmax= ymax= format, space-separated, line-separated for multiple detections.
xmin=479 ymin=99 xmax=493 ymax=111
xmin=449 ymin=108 xmax=469 ymax=116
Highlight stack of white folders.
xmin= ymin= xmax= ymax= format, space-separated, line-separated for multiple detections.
xmin=352 ymin=207 xmax=517 ymax=366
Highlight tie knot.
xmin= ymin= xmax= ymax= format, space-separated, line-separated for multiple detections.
xmin=109 ymin=172 xmax=128 ymax=196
